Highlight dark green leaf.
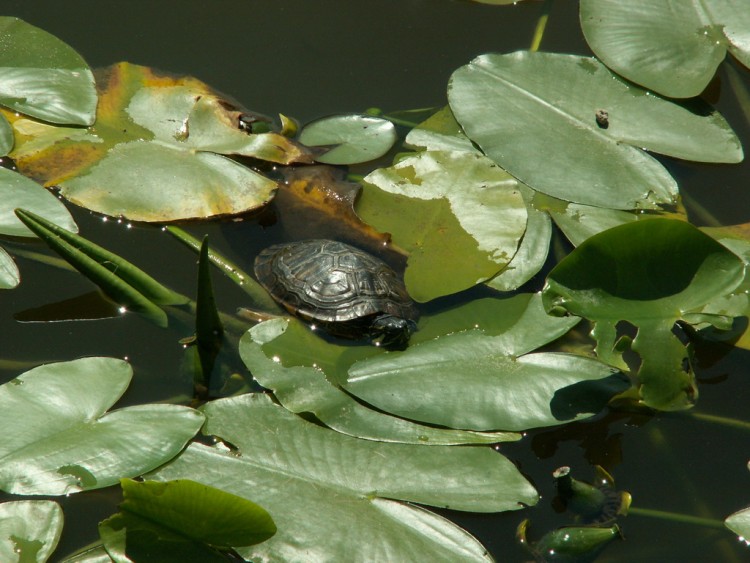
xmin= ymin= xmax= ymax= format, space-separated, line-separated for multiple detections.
xmin=543 ymin=219 xmax=745 ymax=410
xmin=15 ymin=209 xmax=189 ymax=327
xmin=119 ymin=479 xmax=275 ymax=546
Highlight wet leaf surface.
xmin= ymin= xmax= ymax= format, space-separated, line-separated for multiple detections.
xmin=149 ymin=393 xmax=537 ymax=562
xmin=581 ymin=0 xmax=750 ymax=98
xmin=448 ymin=51 xmax=741 ymax=209
xmin=358 ymin=149 xmax=527 ymax=301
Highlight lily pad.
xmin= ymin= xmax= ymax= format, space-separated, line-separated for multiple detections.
xmin=581 ymin=0 xmax=750 ymax=98
xmin=0 ymin=500 xmax=63 ymax=562
xmin=7 ymin=62 xmax=313 ymax=221
xmin=240 ymin=318 xmax=519 ymax=445
xmin=58 ymin=141 xmax=277 ymax=222
xmin=448 ymin=51 xmax=742 ymax=210
xmin=0 ymin=246 xmax=19 ymax=289
xmin=726 ymin=462 xmax=750 ymax=542
xmin=542 ymin=219 xmax=746 ymax=410
xmin=486 ymin=184 xmax=552 ymax=291
xmin=149 ymin=393 xmax=538 ymax=562
xmin=0 ymin=167 xmax=77 ymax=237
xmin=346 ymin=293 xmax=626 ymax=431
xmin=299 ymin=114 xmax=397 ymax=164
xmin=358 ymin=149 xmax=527 ymax=301
xmin=0 ymin=357 xmax=204 ymax=495
xmin=0 ymin=115 xmax=12 ymax=156
xmin=0 ymin=17 xmax=97 ymax=126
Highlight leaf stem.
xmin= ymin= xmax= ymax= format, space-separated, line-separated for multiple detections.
xmin=165 ymin=226 xmax=281 ymax=314
xmin=530 ymin=0 xmax=553 ymax=53
xmin=8 ymin=247 xmax=77 ymax=272
xmin=628 ymin=506 xmax=725 ymax=530
xmin=687 ymin=411 xmax=750 ymax=432
xmin=725 ymin=60 xmax=750 ymax=129
xmin=680 ymin=191 xmax=723 ymax=228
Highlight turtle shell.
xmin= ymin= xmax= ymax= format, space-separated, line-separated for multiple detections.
xmin=254 ymin=239 xmax=418 ymax=339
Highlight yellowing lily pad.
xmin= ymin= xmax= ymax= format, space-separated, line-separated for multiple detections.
xmin=6 ymin=62 xmax=313 ymax=221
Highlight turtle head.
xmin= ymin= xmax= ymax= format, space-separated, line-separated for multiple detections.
xmin=369 ymin=315 xmax=417 ymax=350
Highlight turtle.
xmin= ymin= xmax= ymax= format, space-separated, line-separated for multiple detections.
xmin=254 ymin=239 xmax=418 ymax=349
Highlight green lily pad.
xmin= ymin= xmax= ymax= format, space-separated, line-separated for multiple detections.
xmin=581 ymin=0 xmax=750 ymax=98
xmin=0 ymin=500 xmax=63 ymax=562
xmin=0 ymin=17 xmax=97 ymax=126
xmin=299 ymin=114 xmax=397 ymax=164
xmin=240 ymin=318 xmax=519 ymax=445
xmin=448 ymin=51 xmax=742 ymax=210
xmin=404 ymin=105 xmax=476 ymax=153
xmin=358 ymin=149 xmax=527 ymax=301
xmin=346 ymin=293 xmax=625 ymax=431
xmin=486 ymin=184 xmax=552 ymax=291
xmin=149 ymin=393 xmax=537 ymax=562
xmin=0 ymin=245 xmax=19 ymax=289
xmin=543 ymin=219 xmax=746 ymax=410
xmin=0 ymin=114 xmax=12 ymax=156
xmin=726 ymin=462 xmax=750 ymax=542
xmin=0 ymin=357 xmax=204 ymax=495
xmin=0 ymin=168 xmax=77 ymax=237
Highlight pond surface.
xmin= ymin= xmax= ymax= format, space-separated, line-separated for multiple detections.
xmin=3 ymin=1 xmax=750 ymax=561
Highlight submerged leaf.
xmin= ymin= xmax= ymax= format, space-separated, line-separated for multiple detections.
xmin=0 ymin=17 xmax=97 ymax=126
xmin=359 ymin=149 xmax=527 ymax=301
xmin=0 ymin=357 xmax=204 ymax=495
xmin=448 ymin=51 xmax=741 ymax=209
xmin=299 ymin=114 xmax=397 ymax=164
xmin=580 ymin=0 xmax=750 ymax=98
xmin=150 ymin=393 xmax=537 ymax=562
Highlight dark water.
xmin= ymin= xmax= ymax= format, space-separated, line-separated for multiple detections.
xmin=3 ymin=1 xmax=750 ymax=561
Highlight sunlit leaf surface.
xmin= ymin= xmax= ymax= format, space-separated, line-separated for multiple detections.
xmin=299 ymin=114 xmax=397 ymax=164
xmin=0 ymin=357 xmax=204 ymax=495
xmin=359 ymin=149 xmax=527 ymax=301
xmin=0 ymin=246 xmax=19 ymax=289
xmin=0 ymin=168 xmax=77 ymax=237
xmin=0 ymin=115 xmax=12 ymax=155
xmin=346 ymin=294 xmax=626 ymax=431
xmin=448 ymin=51 xmax=742 ymax=209
xmin=581 ymin=0 xmax=750 ymax=98
xmin=6 ymin=62 xmax=315 ymax=221
xmin=150 ymin=393 xmax=537 ymax=562
xmin=0 ymin=17 xmax=97 ymax=126
xmin=240 ymin=318 xmax=520 ymax=445
xmin=543 ymin=219 xmax=746 ymax=410
xmin=0 ymin=500 xmax=63 ymax=562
